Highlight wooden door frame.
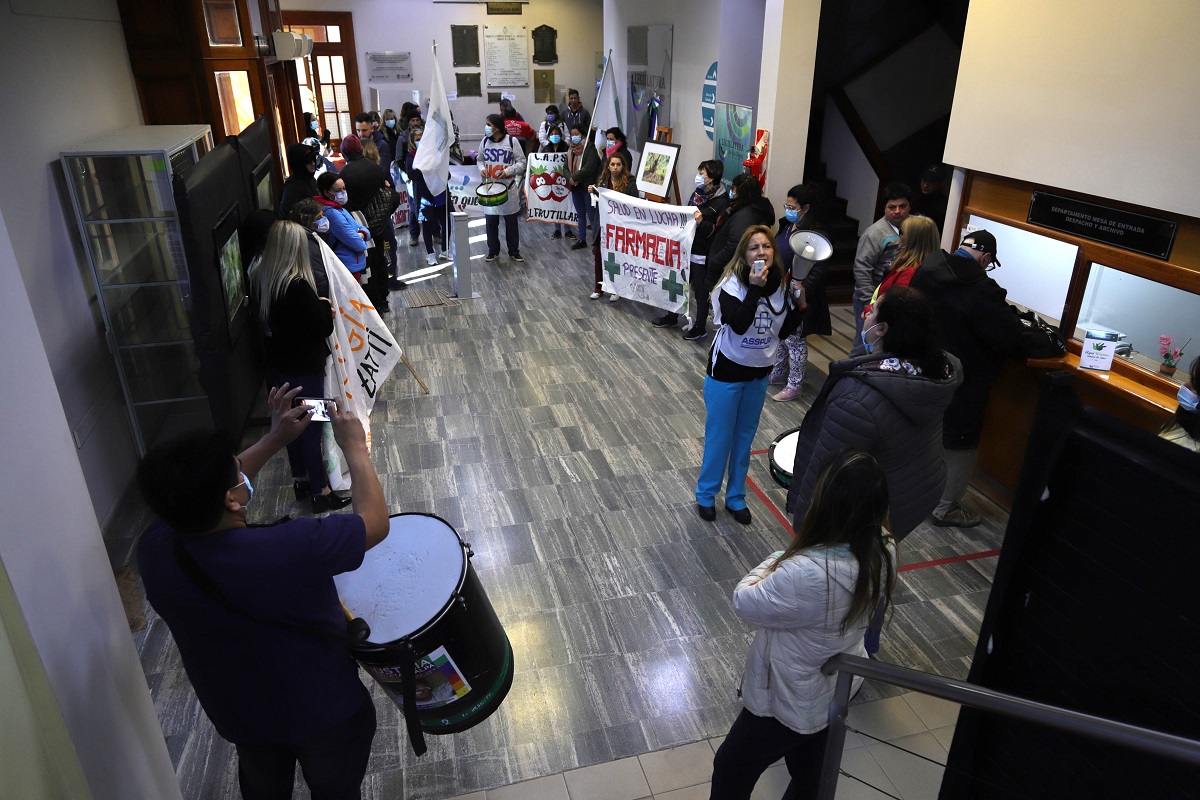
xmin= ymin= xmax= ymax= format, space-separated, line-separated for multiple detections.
xmin=281 ymin=10 xmax=362 ymax=147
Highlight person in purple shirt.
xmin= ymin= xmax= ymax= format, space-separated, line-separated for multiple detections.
xmin=137 ymin=384 xmax=390 ymax=800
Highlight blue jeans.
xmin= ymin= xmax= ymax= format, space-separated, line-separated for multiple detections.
xmin=696 ymin=374 xmax=769 ymax=510
xmin=570 ymin=187 xmax=589 ymax=241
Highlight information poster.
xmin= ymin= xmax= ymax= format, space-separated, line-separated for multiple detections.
xmin=484 ymin=25 xmax=529 ymax=86
xmin=366 ymin=51 xmax=413 ymax=83
xmin=596 ymin=187 xmax=696 ymax=313
xmin=713 ymin=102 xmax=754 ymax=191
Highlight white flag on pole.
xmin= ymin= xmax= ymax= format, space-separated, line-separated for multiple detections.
xmin=414 ymin=47 xmax=452 ymax=197
xmin=592 ymin=53 xmax=623 ymax=154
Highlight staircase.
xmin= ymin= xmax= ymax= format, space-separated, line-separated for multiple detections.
xmin=805 ymin=161 xmax=860 ymax=304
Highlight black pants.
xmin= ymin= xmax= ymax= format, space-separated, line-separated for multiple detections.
xmin=691 ymin=258 xmax=712 ymax=327
xmin=485 ymin=211 xmax=520 ymax=257
xmin=364 ymin=238 xmax=390 ymax=309
xmin=235 ymin=698 xmax=376 ymax=800
xmin=710 ymin=709 xmax=828 ymax=800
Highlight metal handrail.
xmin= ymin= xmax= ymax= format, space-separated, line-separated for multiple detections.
xmin=815 ymin=653 xmax=1200 ymax=800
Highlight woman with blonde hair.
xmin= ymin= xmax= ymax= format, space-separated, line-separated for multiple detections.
xmin=711 ymin=448 xmax=896 ymax=799
xmin=254 ymin=221 xmax=350 ymax=514
xmin=695 ymin=224 xmax=806 ymax=525
xmin=863 ymin=213 xmax=940 ymax=317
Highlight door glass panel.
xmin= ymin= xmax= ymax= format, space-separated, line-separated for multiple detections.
xmin=203 ymin=0 xmax=242 ymax=46
xmin=963 ymin=215 xmax=1077 ymax=325
xmin=317 ymin=55 xmax=332 ymax=84
xmin=338 ymin=113 xmax=352 ymax=139
xmin=327 ymin=25 xmax=341 ymax=43
xmin=332 ymin=56 xmax=346 ymax=84
xmin=335 ymin=85 xmax=349 ymax=113
xmin=215 ymin=71 xmax=256 ymax=135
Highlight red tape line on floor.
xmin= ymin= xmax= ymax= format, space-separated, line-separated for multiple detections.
xmin=747 ymin=475 xmax=1000 ymax=572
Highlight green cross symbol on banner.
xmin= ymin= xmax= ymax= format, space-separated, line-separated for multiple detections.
xmin=604 ymin=251 xmax=622 ymax=282
xmin=661 ymin=269 xmax=686 ymax=301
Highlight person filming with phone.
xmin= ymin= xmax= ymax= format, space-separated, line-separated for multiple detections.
xmin=136 ymin=384 xmax=390 ymax=800
xmin=252 ymin=220 xmax=349 ymax=514
xmin=695 ymin=225 xmax=806 ymax=526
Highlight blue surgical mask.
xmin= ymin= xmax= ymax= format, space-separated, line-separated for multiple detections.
xmin=570 ymin=135 xmax=582 ymax=145
xmin=315 ymin=217 xmax=330 ymax=233
xmin=484 ymin=124 xmax=494 ymax=137
xmin=549 ymin=134 xmax=562 ymax=144
xmin=333 ymin=190 xmax=348 ymax=205
xmin=1179 ymin=383 xmax=1199 ymax=412
xmin=695 ymin=173 xmax=706 ymax=187
xmin=310 ymin=120 xmax=320 ymax=132
xmin=385 ymin=118 xmax=396 ymax=129
xmin=546 ymin=114 xmax=557 ymax=122
xmin=861 ymin=322 xmax=883 ymax=354
xmin=785 ymin=208 xmax=800 ymax=223
xmin=232 ymin=471 xmax=254 ymax=507
xmin=728 ymin=189 xmax=736 ymax=201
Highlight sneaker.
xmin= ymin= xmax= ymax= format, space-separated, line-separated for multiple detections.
xmin=931 ymin=506 xmax=982 ymax=528
xmin=484 ymin=253 xmax=498 ymax=262
xmin=388 ymin=278 xmax=407 ymax=290
xmin=408 ymin=238 xmax=420 ymax=247
xmin=772 ymin=386 xmax=803 ymax=402
xmin=683 ymin=326 xmax=708 ymax=341
xmin=511 ymin=252 xmax=525 ymax=262
xmin=550 ymin=230 xmax=563 ymax=239
xmin=426 ymin=253 xmax=438 ymax=266
xmin=652 ymin=313 xmax=679 ymax=328
xmin=608 ymin=293 xmax=620 ymax=303
xmin=565 ymin=230 xmax=577 ymax=239
xmin=589 ymin=291 xmax=601 ymax=300
xmin=570 ymin=240 xmax=588 ymax=250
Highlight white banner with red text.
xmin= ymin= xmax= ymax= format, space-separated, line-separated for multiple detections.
xmin=524 ymin=152 xmax=577 ymax=226
xmin=597 ymin=187 xmax=696 ymax=314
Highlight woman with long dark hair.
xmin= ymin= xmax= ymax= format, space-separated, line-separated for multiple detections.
xmin=711 ymin=448 xmax=896 ymax=800
xmin=252 ymin=222 xmax=350 ymax=513
xmin=696 ymin=225 xmax=805 ymax=525
xmin=786 ymin=285 xmax=962 ymax=542
xmin=565 ymin=123 xmax=599 ymax=248
xmin=769 ymin=182 xmax=829 ymax=401
xmin=1161 ymin=356 xmax=1200 ymax=452
xmin=588 ymin=150 xmax=637 ymax=300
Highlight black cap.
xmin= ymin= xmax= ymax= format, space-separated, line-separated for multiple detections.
xmin=921 ymin=164 xmax=946 ymax=184
xmin=962 ymin=230 xmax=1001 ymax=267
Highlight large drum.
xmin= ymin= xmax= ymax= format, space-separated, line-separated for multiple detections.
xmin=476 ymin=181 xmax=510 ymax=208
xmin=768 ymin=427 xmax=802 ymax=488
xmin=334 ymin=513 xmax=513 ymax=747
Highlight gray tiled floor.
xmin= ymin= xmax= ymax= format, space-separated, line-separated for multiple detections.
xmin=120 ymin=219 xmax=1006 ymax=799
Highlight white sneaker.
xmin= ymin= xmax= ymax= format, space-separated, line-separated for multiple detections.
xmin=589 ymin=292 xmax=601 ymax=300
xmin=426 ymin=253 xmax=438 ymax=266
xmin=608 ymin=294 xmax=620 ymax=303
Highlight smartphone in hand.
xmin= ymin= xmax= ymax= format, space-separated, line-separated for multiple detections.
xmin=294 ymin=397 xmax=336 ymax=422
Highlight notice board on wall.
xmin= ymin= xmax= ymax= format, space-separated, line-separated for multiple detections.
xmin=484 ymin=25 xmax=528 ymax=86
xmin=366 ymin=52 xmax=413 ymax=83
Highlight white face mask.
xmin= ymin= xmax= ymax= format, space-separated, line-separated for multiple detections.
xmin=695 ymin=173 xmax=706 ymax=187
xmin=333 ymin=190 xmax=348 ymax=205
xmin=315 ymin=217 xmax=330 ymax=233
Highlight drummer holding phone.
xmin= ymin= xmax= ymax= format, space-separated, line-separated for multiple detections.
xmin=696 ymin=225 xmax=806 ymax=527
xmin=136 ymin=384 xmax=390 ymax=800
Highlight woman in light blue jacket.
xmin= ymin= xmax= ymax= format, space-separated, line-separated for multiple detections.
xmin=314 ymin=170 xmax=370 ymax=276
xmin=710 ymin=449 xmax=896 ymax=800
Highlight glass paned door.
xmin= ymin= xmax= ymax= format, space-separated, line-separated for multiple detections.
xmin=283 ymin=11 xmax=361 ymax=148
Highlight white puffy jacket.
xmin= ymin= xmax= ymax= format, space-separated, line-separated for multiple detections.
xmin=733 ymin=545 xmax=887 ymax=735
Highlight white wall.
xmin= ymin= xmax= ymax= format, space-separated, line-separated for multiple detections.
xmin=964 ymin=215 xmax=1077 ymax=323
xmin=821 ymin=98 xmax=878 ymax=234
xmin=0 ymin=0 xmax=142 ymax=528
xmin=0 ymin=205 xmax=181 ymax=798
xmin=603 ymin=0 xmax=721 ymax=188
xmin=946 ymin=0 xmax=1200 ymax=219
xmin=282 ymin=0 xmax=603 ymax=143
xmin=715 ymin=0 xmax=764 ymax=113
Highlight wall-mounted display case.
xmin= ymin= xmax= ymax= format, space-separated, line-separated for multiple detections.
xmin=61 ymin=125 xmax=216 ymax=456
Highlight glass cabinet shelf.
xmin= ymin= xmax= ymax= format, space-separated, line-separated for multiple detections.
xmin=61 ymin=125 xmax=214 ymax=455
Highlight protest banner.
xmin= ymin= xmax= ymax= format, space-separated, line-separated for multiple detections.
xmin=524 ymin=152 xmax=577 ymax=226
xmin=447 ymin=164 xmax=485 ymax=218
xmin=318 ymin=238 xmax=402 ymax=488
xmin=596 ymin=187 xmax=696 ymax=314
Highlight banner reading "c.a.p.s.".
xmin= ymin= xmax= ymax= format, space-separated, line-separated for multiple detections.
xmin=597 ymin=187 xmax=696 ymax=314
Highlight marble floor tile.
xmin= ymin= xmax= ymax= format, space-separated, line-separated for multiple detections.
xmin=563 ymin=756 xmax=652 ymax=800
xmin=638 ymin=740 xmax=714 ymax=795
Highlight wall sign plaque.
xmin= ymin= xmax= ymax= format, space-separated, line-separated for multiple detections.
xmin=1027 ymin=192 xmax=1176 ymax=259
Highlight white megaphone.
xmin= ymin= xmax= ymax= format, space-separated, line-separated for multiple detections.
xmin=787 ymin=229 xmax=833 ymax=281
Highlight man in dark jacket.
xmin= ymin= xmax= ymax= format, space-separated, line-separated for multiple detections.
xmin=338 ymin=135 xmax=391 ymax=311
xmin=355 ymin=113 xmax=393 ymax=169
xmin=910 ymin=230 xmax=1030 ymax=528
xmin=279 ymin=142 xmax=319 ymax=217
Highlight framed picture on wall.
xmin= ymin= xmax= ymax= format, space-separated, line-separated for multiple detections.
xmin=213 ymin=204 xmax=247 ymax=343
xmin=635 ymin=140 xmax=680 ymax=196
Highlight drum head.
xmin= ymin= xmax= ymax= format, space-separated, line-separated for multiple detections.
xmin=768 ymin=428 xmax=802 ymax=488
xmin=334 ymin=513 xmax=467 ymax=644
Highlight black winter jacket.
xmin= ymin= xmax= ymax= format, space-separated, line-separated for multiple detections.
xmin=705 ymin=196 xmax=776 ymax=292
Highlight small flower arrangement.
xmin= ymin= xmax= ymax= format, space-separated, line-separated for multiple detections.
xmin=1159 ymin=335 xmax=1189 ymax=369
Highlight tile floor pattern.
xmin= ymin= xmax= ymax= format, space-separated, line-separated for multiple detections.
xmin=119 ymin=221 xmax=1008 ymax=799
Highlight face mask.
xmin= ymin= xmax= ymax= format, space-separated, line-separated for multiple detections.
xmin=484 ymin=124 xmax=494 ymax=137
xmin=549 ymin=134 xmax=562 ymax=144
xmin=728 ymin=190 xmax=736 ymax=201
xmin=546 ymin=114 xmax=556 ymax=122
xmin=1179 ymin=383 xmax=1199 ymax=412
xmin=861 ymin=322 xmax=883 ymax=354
xmin=385 ymin=119 xmax=395 ymax=129
xmin=315 ymin=217 xmax=330 ymax=233
xmin=310 ymin=120 xmax=320 ymax=132
xmin=606 ymin=142 xmax=619 ymax=157
xmin=570 ymin=135 xmax=582 ymax=145
xmin=695 ymin=173 xmax=706 ymax=187
xmin=232 ymin=471 xmax=254 ymax=507
xmin=333 ymin=190 xmax=348 ymax=205
xmin=785 ymin=209 xmax=800 ymax=223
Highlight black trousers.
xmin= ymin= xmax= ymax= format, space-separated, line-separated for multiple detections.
xmin=691 ymin=258 xmax=712 ymax=327
xmin=364 ymin=238 xmax=390 ymax=309
xmin=710 ymin=708 xmax=829 ymax=800
xmin=485 ymin=211 xmax=521 ymax=257
xmin=235 ymin=698 xmax=376 ymax=800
